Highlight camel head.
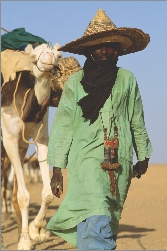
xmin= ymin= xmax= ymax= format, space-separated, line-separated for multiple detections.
xmin=25 ymin=43 xmax=62 ymax=75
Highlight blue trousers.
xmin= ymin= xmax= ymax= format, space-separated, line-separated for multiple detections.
xmin=76 ymin=215 xmax=117 ymax=250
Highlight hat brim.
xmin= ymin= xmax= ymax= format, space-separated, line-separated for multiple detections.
xmin=58 ymin=28 xmax=150 ymax=56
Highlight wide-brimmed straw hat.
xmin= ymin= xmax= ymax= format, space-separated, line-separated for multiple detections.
xmin=58 ymin=9 xmax=150 ymax=56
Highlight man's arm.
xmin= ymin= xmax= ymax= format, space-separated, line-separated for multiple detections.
xmin=130 ymin=83 xmax=153 ymax=176
xmin=47 ymin=80 xmax=75 ymax=196
xmin=47 ymin=82 xmax=75 ymax=168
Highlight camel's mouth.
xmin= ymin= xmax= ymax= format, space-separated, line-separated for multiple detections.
xmin=38 ymin=62 xmax=56 ymax=71
xmin=41 ymin=62 xmax=55 ymax=66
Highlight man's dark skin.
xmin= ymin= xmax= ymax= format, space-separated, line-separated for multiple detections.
xmin=50 ymin=167 xmax=63 ymax=198
xmin=87 ymin=42 xmax=119 ymax=67
xmin=50 ymin=42 xmax=149 ymax=197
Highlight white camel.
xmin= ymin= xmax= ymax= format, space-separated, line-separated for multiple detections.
xmin=1 ymin=137 xmax=15 ymax=216
xmin=1 ymin=43 xmax=61 ymax=250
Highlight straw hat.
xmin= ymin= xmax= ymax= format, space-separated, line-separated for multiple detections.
xmin=58 ymin=9 xmax=150 ymax=56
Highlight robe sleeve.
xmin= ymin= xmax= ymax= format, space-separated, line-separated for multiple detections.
xmin=47 ymin=80 xmax=75 ymax=168
xmin=130 ymin=82 xmax=153 ymax=161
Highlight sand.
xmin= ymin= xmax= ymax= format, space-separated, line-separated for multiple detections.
xmin=1 ymin=164 xmax=167 ymax=250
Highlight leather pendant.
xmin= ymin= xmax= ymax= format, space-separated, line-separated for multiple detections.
xmin=101 ymin=126 xmax=120 ymax=196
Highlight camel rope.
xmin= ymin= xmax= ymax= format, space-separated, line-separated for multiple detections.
xmin=13 ymin=72 xmax=44 ymax=144
xmin=24 ymin=151 xmax=36 ymax=163
xmin=1 ymin=27 xmax=9 ymax=33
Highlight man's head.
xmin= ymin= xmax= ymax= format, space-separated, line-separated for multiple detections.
xmin=85 ymin=42 xmax=120 ymax=67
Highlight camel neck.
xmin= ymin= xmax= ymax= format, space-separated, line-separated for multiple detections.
xmin=34 ymin=75 xmax=51 ymax=105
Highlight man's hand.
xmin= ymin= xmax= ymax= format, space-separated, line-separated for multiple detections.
xmin=50 ymin=167 xmax=63 ymax=198
xmin=133 ymin=158 xmax=149 ymax=179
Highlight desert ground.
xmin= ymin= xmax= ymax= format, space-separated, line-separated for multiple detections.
xmin=1 ymin=164 xmax=167 ymax=250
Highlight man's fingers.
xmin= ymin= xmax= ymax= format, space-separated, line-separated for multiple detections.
xmin=139 ymin=167 xmax=147 ymax=175
xmin=52 ymin=186 xmax=63 ymax=198
xmin=59 ymin=182 xmax=63 ymax=194
xmin=55 ymin=188 xmax=60 ymax=198
xmin=52 ymin=188 xmax=59 ymax=197
xmin=57 ymin=185 xmax=63 ymax=195
xmin=50 ymin=177 xmax=63 ymax=197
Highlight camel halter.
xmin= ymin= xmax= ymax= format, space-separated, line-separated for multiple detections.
xmin=13 ymin=72 xmax=44 ymax=144
xmin=32 ymin=43 xmax=60 ymax=75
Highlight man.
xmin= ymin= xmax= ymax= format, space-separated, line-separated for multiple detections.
xmin=46 ymin=9 xmax=152 ymax=250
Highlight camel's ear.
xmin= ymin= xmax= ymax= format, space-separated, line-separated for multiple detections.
xmin=29 ymin=53 xmax=35 ymax=61
xmin=25 ymin=44 xmax=34 ymax=55
xmin=54 ymin=43 xmax=62 ymax=59
xmin=54 ymin=43 xmax=60 ymax=51
xmin=29 ymin=49 xmax=38 ymax=63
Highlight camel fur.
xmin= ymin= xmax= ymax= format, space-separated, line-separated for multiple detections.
xmin=1 ymin=42 xmax=61 ymax=250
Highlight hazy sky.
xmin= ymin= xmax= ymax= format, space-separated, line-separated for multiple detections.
xmin=1 ymin=1 xmax=167 ymax=164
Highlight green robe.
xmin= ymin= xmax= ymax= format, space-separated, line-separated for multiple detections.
xmin=46 ymin=67 xmax=152 ymax=247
